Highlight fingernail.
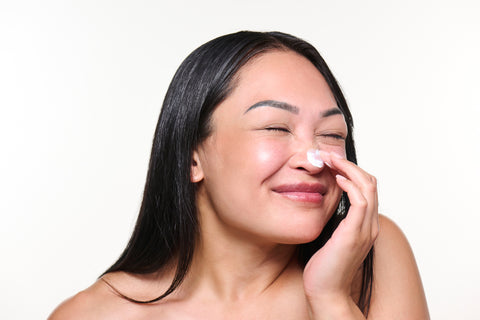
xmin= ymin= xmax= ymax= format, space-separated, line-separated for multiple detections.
xmin=307 ymin=149 xmax=324 ymax=168
xmin=336 ymin=174 xmax=347 ymax=181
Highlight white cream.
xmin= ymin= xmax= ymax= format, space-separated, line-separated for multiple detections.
xmin=307 ymin=149 xmax=324 ymax=168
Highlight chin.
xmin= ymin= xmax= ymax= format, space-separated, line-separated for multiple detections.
xmin=274 ymin=220 xmax=327 ymax=245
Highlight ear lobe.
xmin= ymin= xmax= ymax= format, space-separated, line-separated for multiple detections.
xmin=190 ymin=150 xmax=204 ymax=183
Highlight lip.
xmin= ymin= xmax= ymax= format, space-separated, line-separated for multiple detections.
xmin=272 ymin=183 xmax=327 ymax=203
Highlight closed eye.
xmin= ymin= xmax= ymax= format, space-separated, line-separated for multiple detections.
xmin=320 ymin=133 xmax=345 ymax=140
xmin=265 ymin=127 xmax=290 ymax=133
xmin=317 ymin=133 xmax=347 ymax=146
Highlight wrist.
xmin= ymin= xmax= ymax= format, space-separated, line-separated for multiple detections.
xmin=306 ymin=294 xmax=365 ymax=320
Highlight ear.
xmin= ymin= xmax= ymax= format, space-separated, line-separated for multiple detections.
xmin=190 ymin=149 xmax=205 ymax=183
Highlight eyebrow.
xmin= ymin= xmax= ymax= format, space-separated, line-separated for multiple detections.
xmin=243 ymin=99 xmax=344 ymax=118
xmin=244 ymin=100 xmax=299 ymax=114
xmin=320 ymin=108 xmax=343 ymax=118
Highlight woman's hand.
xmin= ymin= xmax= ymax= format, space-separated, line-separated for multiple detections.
xmin=303 ymin=151 xmax=379 ymax=319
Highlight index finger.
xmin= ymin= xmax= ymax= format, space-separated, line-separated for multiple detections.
xmin=319 ymin=151 xmax=375 ymax=187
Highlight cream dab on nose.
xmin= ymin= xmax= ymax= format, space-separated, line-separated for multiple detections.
xmin=307 ymin=149 xmax=324 ymax=168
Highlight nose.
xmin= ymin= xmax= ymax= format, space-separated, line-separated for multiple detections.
xmin=307 ymin=149 xmax=324 ymax=168
xmin=288 ymin=146 xmax=326 ymax=175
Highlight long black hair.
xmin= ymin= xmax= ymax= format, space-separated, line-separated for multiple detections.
xmin=103 ymin=31 xmax=374 ymax=315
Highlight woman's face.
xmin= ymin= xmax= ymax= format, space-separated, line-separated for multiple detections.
xmin=194 ymin=50 xmax=348 ymax=245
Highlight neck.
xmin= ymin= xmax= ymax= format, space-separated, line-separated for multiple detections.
xmin=190 ymin=235 xmax=298 ymax=301
xmin=178 ymin=202 xmax=301 ymax=302
xmin=178 ymin=188 xmax=304 ymax=303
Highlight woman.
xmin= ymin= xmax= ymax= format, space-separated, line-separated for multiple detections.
xmin=50 ymin=31 xmax=429 ymax=319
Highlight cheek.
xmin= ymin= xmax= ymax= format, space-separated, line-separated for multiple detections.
xmin=213 ymin=132 xmax=287 ymax=181
xmin=249 ymin=140 xmax=287 ymax=177
xmin=318 ymin=144 xmax=346 ymax=158
xmin=256 ymin=143 xmax=284 ymax=166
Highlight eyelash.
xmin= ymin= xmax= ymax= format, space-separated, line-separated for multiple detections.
xmin=264 ymin=128 xmax=346 ymax=141
xmin=319 ymin=133 xmax=346 ymax=140
xmin=265 ymin=127 xmax=290 ymax=133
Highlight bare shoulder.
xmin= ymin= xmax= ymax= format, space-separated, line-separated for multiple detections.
xmin=48 ymin=271 xmax=175 ymax=319
xmin=368 ymin=214 xmax=430 ymax=319
xmin=48 ymin=284 xmax=97 ymax=320
xmin=48 ymin=277 xmax=136 ymax=320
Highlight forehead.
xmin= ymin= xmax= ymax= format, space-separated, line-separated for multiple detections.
xmin=226 ymin=50 xmax=338 ymax=112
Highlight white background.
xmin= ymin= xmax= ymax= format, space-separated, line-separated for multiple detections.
xmin=1 ymin=0 xmax=479 ymax=319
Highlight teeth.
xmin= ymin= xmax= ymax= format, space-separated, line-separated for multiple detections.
xmin=307 ymin=149 xmax=324 ymax=168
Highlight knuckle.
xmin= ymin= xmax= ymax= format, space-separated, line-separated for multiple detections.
xmin=356 ymin=198 xmax=368 ymax=209
xmin=366 ymin=176 xmax=377 ymax=192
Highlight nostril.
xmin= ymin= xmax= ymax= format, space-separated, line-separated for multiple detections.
xmin=306 ymin=149 xmax=324 ymax=168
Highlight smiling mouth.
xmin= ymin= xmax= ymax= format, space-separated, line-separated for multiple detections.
xmin=272 ymin=183 xmax=326 ymax=204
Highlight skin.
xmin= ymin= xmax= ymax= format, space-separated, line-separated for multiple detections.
xmin=49 ymin=50 xmax=430 ymax=319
